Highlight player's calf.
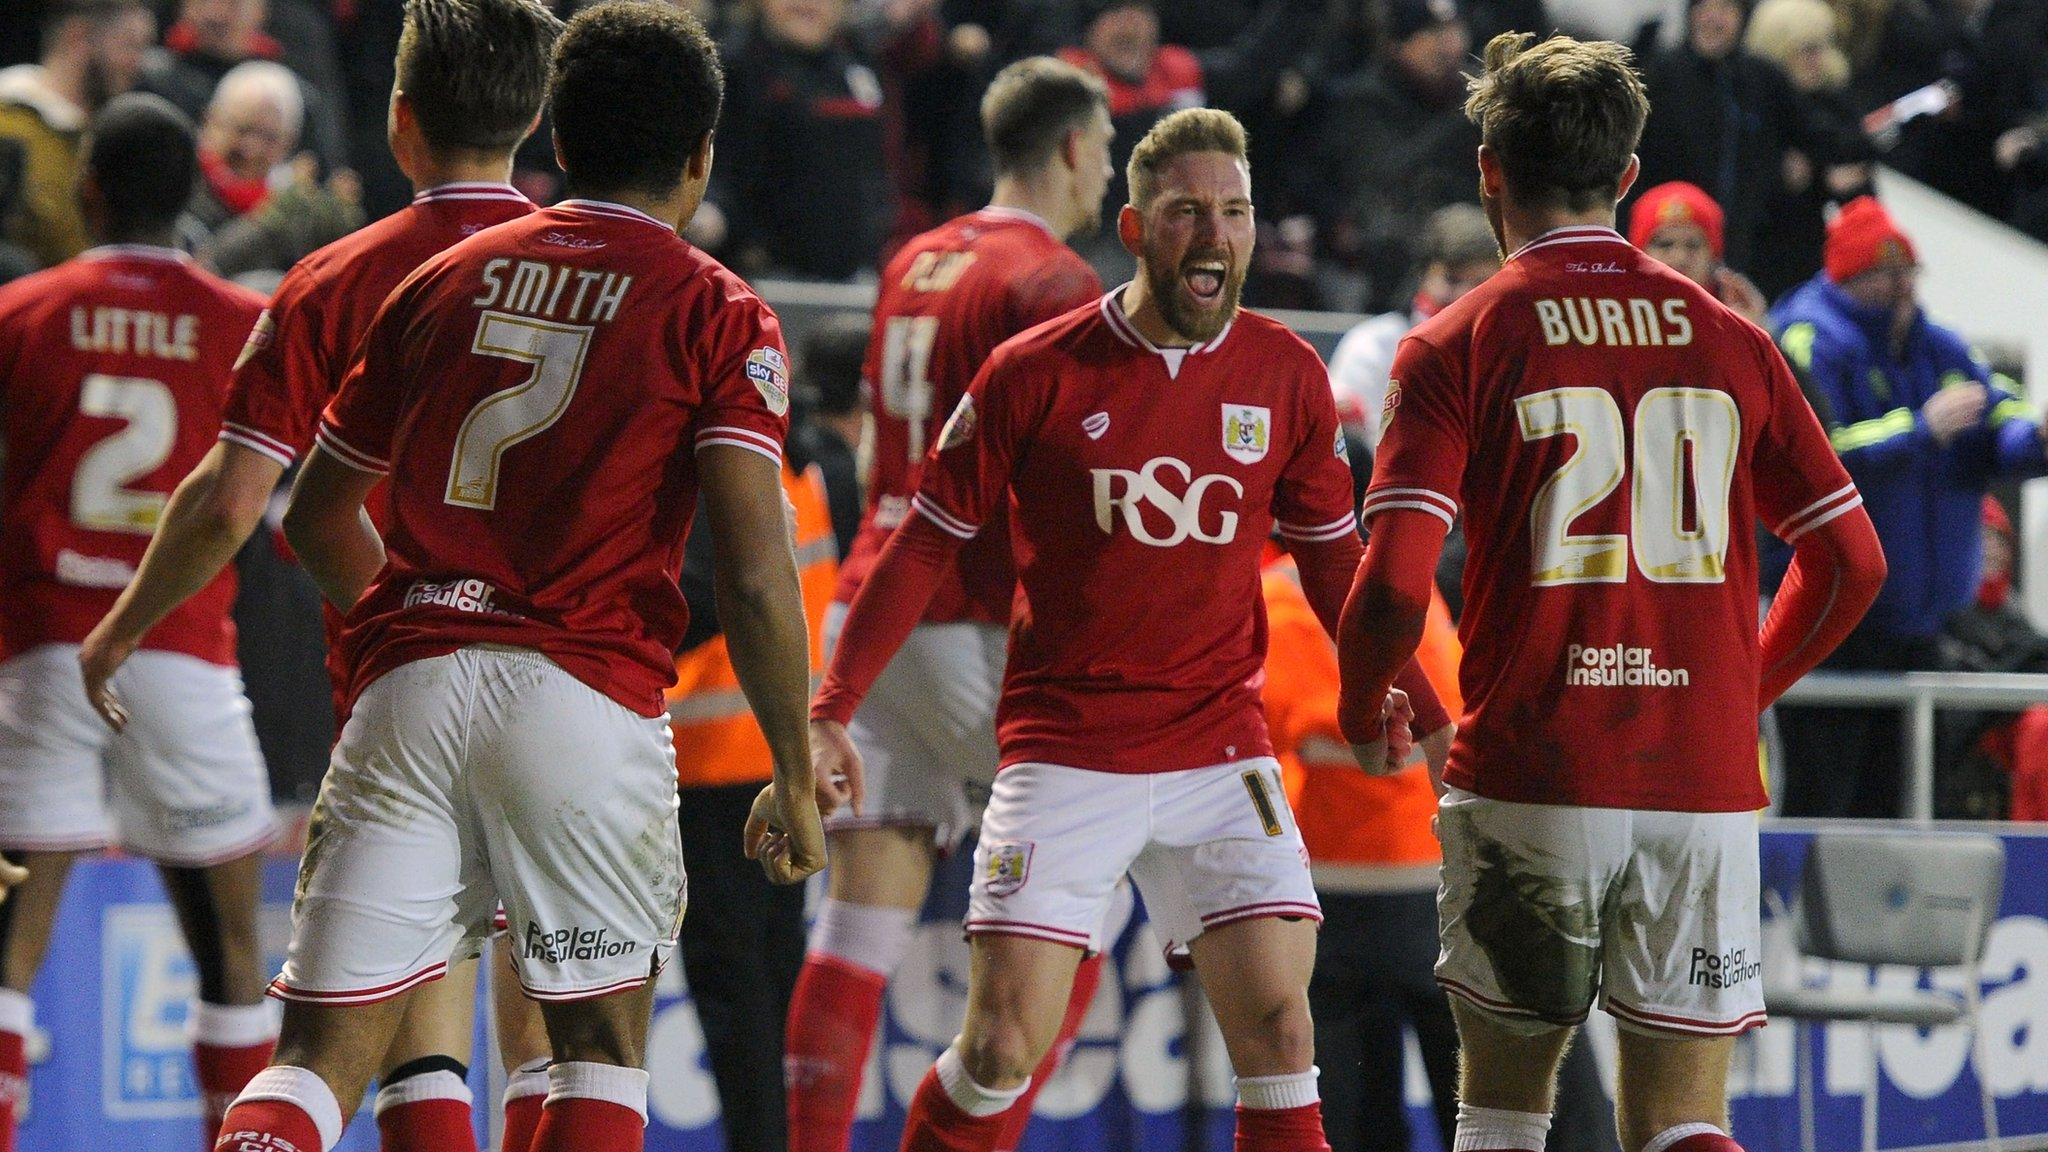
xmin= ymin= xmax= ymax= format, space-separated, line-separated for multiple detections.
xmin=1612 ymin=1029 xmax=1736 ymax=1152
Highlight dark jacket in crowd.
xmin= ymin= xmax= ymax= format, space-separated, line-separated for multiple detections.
xmin=711 ymin=22 xmax=893 ymax=282
xmin=1748 ymin=87 xmax=1877 ymax=301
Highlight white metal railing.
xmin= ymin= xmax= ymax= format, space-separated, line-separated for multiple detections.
xmin=1776 ymin=671 xmax=2048 ymax=819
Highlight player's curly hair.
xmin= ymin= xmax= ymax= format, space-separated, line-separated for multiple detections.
xmin=397 ymin=0 xmax=561 ymax=155
xmin=1126 ymin=107 xmax=1248 ymax=211
xmin=549 ymin=1 xmax=724 ymax=196
xmin=1464 ymin=33 xmax=1649 ymax=212
xmin=981 ymin=57 xmax=1109 ymax=179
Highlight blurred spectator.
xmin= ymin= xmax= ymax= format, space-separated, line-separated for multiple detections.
xmin=1297 ymin=0 xmax=1478 ymax=312
xmin=1326 ymin=203 xmax=1499 ymax=450
xmin=1262 ymin=548 xmax=1457 ymax=1152
xmin=710 ymin=0 xmax=895 ymax=280
xmin=1633 ymin=0 xmax=1821 ymax=276
xmin=1769 ymin=197 xmax=2048 ymax=817
xmin=1627 ymin=180 xmax=1770 ymax=325
xmin=1956 ymin=496 xmax=2048 ymax=818
xmin=792 ymin=310 xmax=872 ymax=558
xmin=141 ymin=0 xmax=349 ymax=172
xmin=0 ymin=0 xmax=154 ymax=268
xmin=184 ymin=59 xmax=299 ymax=233
xmin=1742 ymin=0 xmax=1875 ymax=298
xmin=201 ymin=151 xmax=363 ymax=285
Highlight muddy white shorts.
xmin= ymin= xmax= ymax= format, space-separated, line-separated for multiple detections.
xmin=0 ymin=644 xmax=275 ymax=865
xmin=1434 ymin=786 xmax=1765 ymax=1037
xmin=966 ymin=758 xmax=1319 ymax=954
xmin=824 ymin=603 xmax=1005 ymax=846
xmin=274 ymin=646 xmax=684 ymax=1005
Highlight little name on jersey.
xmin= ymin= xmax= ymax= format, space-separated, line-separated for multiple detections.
xmin=1564 ymin=642 xmax=1691 ymax=687
xmin=70 ymin=307 xmax=199 ymax=361
xmin=472 ymin=258 xmax=632 ymax=324
xmin=1534 ymin=297 xmax=1693 ymax=348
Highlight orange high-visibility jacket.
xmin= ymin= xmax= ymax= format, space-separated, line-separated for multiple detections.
xmin=1261 ymin=557 xmax=1463 ymax=893
xmin=668 ymin=463 xmax=837 ymax=788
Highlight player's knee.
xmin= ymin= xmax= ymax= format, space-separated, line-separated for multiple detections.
xmin=957 ymin=1022 xmax=1040 ymax=1088
xmin=1233 ymin=998 xmax=1316 ymax=1073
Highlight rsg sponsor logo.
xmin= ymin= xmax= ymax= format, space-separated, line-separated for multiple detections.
xmin=1690 ymin=945 xmax=1761 ymax=989
xmin=1564 ymin=643 xmax=1690 ymax=687
xmin=1091 ymin=456 xmax=1243 ymax=547
xmin=524 ymin=921 xmax=637 ymax=964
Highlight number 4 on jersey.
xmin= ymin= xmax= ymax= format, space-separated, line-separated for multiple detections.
xmin=1517 ymin=386 xmax=1737 ymax=586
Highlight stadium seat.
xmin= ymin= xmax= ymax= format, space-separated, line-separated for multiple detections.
xmin=1764 ymin=830 xmax=2005 ymax=1152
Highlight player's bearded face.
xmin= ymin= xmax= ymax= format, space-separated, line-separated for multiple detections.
xmin=1138 ymin=152 xmax=1254 ymax=343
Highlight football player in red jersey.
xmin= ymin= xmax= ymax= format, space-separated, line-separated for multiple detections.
xmin=212 ymin=6 xmax=826 ymax=1152
xmin=0 ymin=94 xmax=276 ymax=1152
xmin=1336 ymin=34 xmax=1887 ymax=1152
xmin=78 ymin=2 xmax=563 ymax=1148
xmin=811 ymin=107 xmax=1442 ymax=1152
xmin=784 ymin=56 xmax=1114 ymax=1152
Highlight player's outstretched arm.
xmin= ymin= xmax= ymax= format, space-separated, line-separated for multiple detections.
xmin=699 ymin=443 xmax=826 ymax=886
xmin=1337 ymin=508 xmax=1451 ymax=773
xmin=1760 ymin=502 xmax=1886 ymax=707
xmin=281 ymin=443 xmax=386 ymax=610
xmin=80 ymin=441 xmax=284 ymax=728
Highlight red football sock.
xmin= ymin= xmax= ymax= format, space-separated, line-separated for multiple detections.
xmin=900 ymin=1065 xmax=1017 ymax=1152
xmin=530 ymin=1097 xmax=643 ymax=1152
xmin=1234 ymin=1101 xmax=1331 ymax=1152
xmin=214 ymin=1098 xmax=325 ymax=1152
xmin=992 ymin=953 xmax=1105 ymax=1152
xmin=373 ymin=1069 xmax=475 ymax=1152
xmin=0 ymin=1020 xmax=24 ymax=1152
xmin=1648 ymin=1126 xmax=1745 ymax=1152
xmin=501 ymin=1064 xmax=550 ymax=1152
xmin=193 ymin=1001 xmax=279 ymax=1151
xmin=786 ymin=953 xmax=888 ymax=1152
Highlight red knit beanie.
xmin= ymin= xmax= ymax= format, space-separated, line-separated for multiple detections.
xmin=1826 ymin=196 xmax=1918 ymax=283
xmin=1629 ymin=181 xmax=1725 ymax=258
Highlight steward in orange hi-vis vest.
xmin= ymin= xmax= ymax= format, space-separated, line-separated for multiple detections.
xmin=669 ymin=462 xmax=838 ymax=786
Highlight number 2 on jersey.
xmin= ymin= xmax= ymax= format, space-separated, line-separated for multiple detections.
xmin=72 ymin=374 xmax=175 ymax=534
xmin=1517 ymin=386 xmax=1737 ymax=586
xmin=446 ymin=312 xmax=593 ymax=510
xmin=881 ymin=316 xmax=938 ymax=463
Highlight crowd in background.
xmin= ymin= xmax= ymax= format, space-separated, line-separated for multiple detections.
xmin=4 ymin=0 xmax=2048 ymax=815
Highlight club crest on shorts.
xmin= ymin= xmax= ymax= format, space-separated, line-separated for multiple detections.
xmin=984 ymin=840 xmax=1033 ymax=896
xmin=745 ymin=346 xmax=790 ymax=415
xmin=938 ymin=394 xmax=978 ymax=450
xmin=1223 ymin=404 xmax=1270 ymax=464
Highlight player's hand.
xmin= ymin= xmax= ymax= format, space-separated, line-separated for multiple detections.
xmin=1714 ymin=267 xmax=1769 ymax=327
xmin=1351 ymin=688 xmax=1415 ymax=776
xmin=1924 ymin=382 xmax=1989 ymax=446
xmin=809 ymin=718 xmax=865 ymax=817
xmin=1419 ymin=722 xmax=1455 ymax=798
xmin=78 ymin=620 xmax=139 ymax=731
xmin=744 ymin=781 xmax=827 ymax=885
xmin=0 ymin=856 xmax=26 ymax=906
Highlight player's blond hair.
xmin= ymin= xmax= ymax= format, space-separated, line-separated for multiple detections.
xmin=1126 ymin=107 xmax=1248 ymax=211
xmin=1464 ymin=33 xmax=1648 ymax=212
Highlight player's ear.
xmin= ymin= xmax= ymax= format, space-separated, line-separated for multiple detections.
xmin=552 ymin=127 xmax=567 ymax=177
xmin=1476 ymin=144 xmax=1504 ymax=203
xmin=1060 ymin=126 xmax=1081 ymax=175
xmin=1117 ymin=201 xmax=1143 ymax=258
xmin=1615 ymin=154 xmax=1641 ymax=204
xmin=685 ymin=131 xmax=714 ymax=183
xmin=73 ymin=164 xmax=104 ymax=234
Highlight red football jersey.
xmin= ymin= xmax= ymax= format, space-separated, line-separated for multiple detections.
xmin=318 ymin=200 xmax=791 ymax=718
xmin=220 ymin=183 xmax=535 ymax=482
xmin=1363 ymin=225 xmax=1859 ymax=811
xmin=0 ymin=247 xmax=265 ymax=664
xmin=834 ymin=207 xmax=1101 ymax=623
xmin=912 ymin=290 xmax=1358 ymax=773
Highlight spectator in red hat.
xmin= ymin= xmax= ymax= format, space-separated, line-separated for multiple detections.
xmin=1766 ymin=195 xmax=2048 ymax=817
xmin=1628 ymin=179 xmax=1769 ymax=324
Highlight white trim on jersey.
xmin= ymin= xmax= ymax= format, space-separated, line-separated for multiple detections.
xmin=1098 ymin=286 xmax=1235 ymax=356
xmin=219 ymin=422 xmax=297 ymax=468
xmin=79 ymin=244 xmax=192 ymax=265
xmin=974 ymin=205 xmax=1057 ymax=239
xmin=554 ymin=199 xmax=673 ymax=233
xmin=694 ymin=424 xmax=783 ymax=465
xmin=1360 ymin=486 xmax=1458 ymax=529
xmin=414 ymin=182 xmax=531 ymax=205
xmin=1778 ymin=489 xmax=1865 ymax=544
xmin=314 ymin=424 xmax=391 ymax=474
xmin=1275 ymin=512 xmax=1360 ymax=543
xmin=1507 ymin=225 xmax=1629 ymax=264
xmin=1774 ymin=482 xmax=1862 ymax=543
xmin=911 ymin=494 xmax=978 ymax=540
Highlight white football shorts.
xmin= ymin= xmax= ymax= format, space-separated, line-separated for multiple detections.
xmin=0 ymin=643 xmax=275 ymax=865
xmin=273 ymin=646 xmax=684 ymax=1005
xmin=966 ymin=758 xmax=1320 ymax=954
xmin=1434 ymin=786 xmax=1766 ymax=1037
xmin=824 ymin=603 xmax=1005 ymax=846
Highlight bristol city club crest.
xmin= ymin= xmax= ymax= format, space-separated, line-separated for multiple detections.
xmin=1223 ymin=404 xmax=1271 ymax=464
xmin=984 ymin=841 xmax=1033 ymax=896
